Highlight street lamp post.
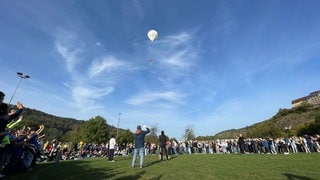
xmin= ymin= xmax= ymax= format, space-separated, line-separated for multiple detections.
xmin=284 ymin=125 xmax=292 ymax=137
xmin=116 ymin=113 xmax=121 ymax=140
xmin=8 ymin=72 xmax=30 ymax=106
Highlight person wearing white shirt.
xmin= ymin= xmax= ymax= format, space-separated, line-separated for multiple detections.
xmin=108 ymin=135 xmax=116 ymax=162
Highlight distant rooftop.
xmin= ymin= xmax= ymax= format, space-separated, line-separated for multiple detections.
xmin=291 ymin=90 xmax=320 ymax=107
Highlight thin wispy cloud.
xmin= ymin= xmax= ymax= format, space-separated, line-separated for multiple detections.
xmin=149 ymin=32 xmax=200 ymax=87
xmin=123 ymin=0 xmax=146 ymax=20
xmin=88 ymin=56 xmax=126 ymax=78
xmin=54 ymin=29 xmax=115 ymax=114
xmin=164 ymin=49 xmax=195 ymax=68
xmin=70 ymin=85 xmax=113 ymax=110
xmin=163 ymin=32 xmax=192 ymax=46
xmin=125 ymin=91 xmax=185 ymax=105
xmin=2 ymin=1 xmax=320 ymax=138
xmin=55 ymin=30 xmax=85 ymax=72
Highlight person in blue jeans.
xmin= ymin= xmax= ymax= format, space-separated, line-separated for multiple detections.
xmin=131 ymin=125 xmax=150 ymax=168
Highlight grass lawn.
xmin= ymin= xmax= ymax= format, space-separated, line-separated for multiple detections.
xmin=4 ymin=153 xmax=320 ymax=180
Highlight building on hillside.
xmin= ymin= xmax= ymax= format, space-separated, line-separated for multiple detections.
xmin=291 ymin=90 xmax=320 ymax=107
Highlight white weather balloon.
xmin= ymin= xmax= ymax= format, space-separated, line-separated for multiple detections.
xmin=147 ymin=30 xmax=158 ymax=42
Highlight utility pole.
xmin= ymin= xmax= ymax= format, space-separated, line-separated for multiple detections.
xmin=116 ymin=113 xmax=121 ymax=140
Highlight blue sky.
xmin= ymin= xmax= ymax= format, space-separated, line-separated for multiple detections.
xmin=1 ymin=0 xmax=320 ymax=139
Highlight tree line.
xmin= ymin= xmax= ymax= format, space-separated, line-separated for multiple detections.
xmin=12 ymin=102 xmax=320 ymax=145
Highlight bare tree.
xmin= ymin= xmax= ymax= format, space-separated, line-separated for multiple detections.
xmin=146 ymin=124 xmax=159 ymax=144
xmin=183 ymin=125 xmax=195 ymax=140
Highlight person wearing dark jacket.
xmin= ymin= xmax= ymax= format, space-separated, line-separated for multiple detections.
xmin=159 ymin=130 xmax=169 ymax=160
xmin=131 ymin=125 xmax=150 ymax=168
xmin=237 ymin=133 xmax=246 ymax=154
xmin=0 ymin=91 xmax=23 ymax=178
xmin=0 ymin=91 xmax=24 ymax=141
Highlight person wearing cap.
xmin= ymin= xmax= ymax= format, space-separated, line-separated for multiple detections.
xmin=131 ymin=125 xmax=150 ymax=168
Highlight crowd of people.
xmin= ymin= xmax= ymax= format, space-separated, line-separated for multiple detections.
xmin=170 ymin=134 xmax=320 ymax=155
xmin=0 ymin=91 xmax=42 ymax=178
xmin=105 ymin=132 xmax=320 ymax=158
xmin=1 ymin=90 xmax=320 ymax=178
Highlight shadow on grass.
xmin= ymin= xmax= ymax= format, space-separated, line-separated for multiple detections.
xmin=144 ymin=159 xmax=162 ymax=167
xmin=143 ymin=155 xmax=177 ymax=168
xmin=114 ymin=170 xmax=162 ymax=180
xmin=282 ymin=173 xmax=317 ymax=180
xmin=3 ymin=159 xmax=129 ymax=180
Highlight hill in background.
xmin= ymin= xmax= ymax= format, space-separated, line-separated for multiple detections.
xmin=13 ymin=103 xmax=320 ymax=142
xmin=15 ymin=108 xmax=118 ymax=142
xmin=213 ymin=103 xmax=320 ymax=139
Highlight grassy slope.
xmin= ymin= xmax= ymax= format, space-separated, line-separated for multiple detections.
xmin=214 ymin=105 xmax=320 ymax=139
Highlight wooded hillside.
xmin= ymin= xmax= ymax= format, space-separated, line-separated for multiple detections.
xmin=11 ymin=103 xmax=320 ymax=142
xmin=213 ymin=103 xmax=320 ymax=139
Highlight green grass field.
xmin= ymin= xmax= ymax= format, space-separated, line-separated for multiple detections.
xmin=4 ymin=153 xmax=320 ymax=180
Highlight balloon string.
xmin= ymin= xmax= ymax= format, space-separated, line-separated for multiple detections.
xmin=149 ymin=59 xmax=153 ymax=72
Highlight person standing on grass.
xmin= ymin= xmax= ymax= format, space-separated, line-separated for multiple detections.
xmin=108 ymin=135 xmax=116 ymax=162
xmin=159 ymin=130 xmax=169 ymax=160
xmin=237 ymin=133 xmax=247 ymax=154
xmin=172 ymin=140 xmax=178 ymax=155
xmin=131 ymin=125 xmax=150 ymax=168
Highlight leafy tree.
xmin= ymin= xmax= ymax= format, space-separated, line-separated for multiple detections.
xmin=297 ymin=116 xmax=320 ymax=136
xmin=276 ymin=108 xmax=291 ymax=117
xmin=64 ymin=124 xmax=82 ymax=144
xmin=117 ymin=129 xmax=134 ymax=146
xmin=268 ymin=126 xmax=282 ymax=138
xmin=42 ymin=127 xmax=64 ymax=141
xmin=293 ymin=102 xmax=312 ymax=114
xmin=81 ymin=116 xmax=109 ymax=144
